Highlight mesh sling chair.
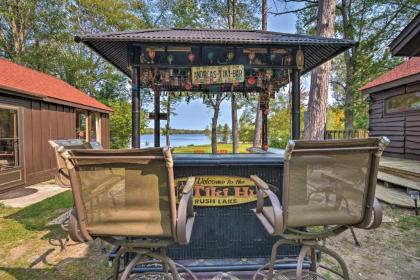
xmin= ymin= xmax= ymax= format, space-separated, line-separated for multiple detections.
xmin=49 ymin=139 xmax=99 ymax=188
xmin=251 ymin=137 xmax=389 ymax=280
xmin=58 ymin=147 xmax=197 ymax=280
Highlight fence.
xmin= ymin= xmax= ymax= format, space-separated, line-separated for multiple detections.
xmin=300 ymin=129 xmax=369 ymax=140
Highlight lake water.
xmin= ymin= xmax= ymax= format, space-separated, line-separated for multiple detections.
xmin=140 ymin=134 xmax=210 ymax=147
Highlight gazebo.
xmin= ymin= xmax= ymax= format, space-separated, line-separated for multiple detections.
xmin=75 ymin=28 xmax=357 ymax=274
xmin=76 ymin=28 xmax=356 ymax=149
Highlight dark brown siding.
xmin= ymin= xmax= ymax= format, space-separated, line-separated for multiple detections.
xmin=0 ymin=92 xmax=110 ymax=190
xmin=369 ymin=81 xmax=420 ymax=160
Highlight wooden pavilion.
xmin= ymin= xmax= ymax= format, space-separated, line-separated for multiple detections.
xmin=76 ymin=28 xmax=356 ymax=148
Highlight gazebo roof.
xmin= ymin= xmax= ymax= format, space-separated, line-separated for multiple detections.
xmin=76 ymin=28 xmax=357 ymax=77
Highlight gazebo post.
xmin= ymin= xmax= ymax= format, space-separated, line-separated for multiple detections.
xmin=131 ymin=66 xmax=141 ymax=148
xmin=154 ymin=89 xmax=161 ymax=147
xmin=291 ymin=69 xmax=301 ymax=140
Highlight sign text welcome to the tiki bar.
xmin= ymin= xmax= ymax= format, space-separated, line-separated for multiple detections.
xmin=191 ymin=65 xmax=244 ymax=85
xmin=175 ymin=175 xmax=260 ymax=206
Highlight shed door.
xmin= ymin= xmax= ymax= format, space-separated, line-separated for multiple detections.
xmin=0 ymin=105 xmax=24 ymax=191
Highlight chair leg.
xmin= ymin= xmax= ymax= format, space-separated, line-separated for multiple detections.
xmin=120 ymin=254 xmax=143 ymax=280
xmin=267 ymin=239 xmax=293 ymax=280
xmin=349 ymin=227 xmax=361 ymax=247
xmin=296 ymin=245 xmax=310 ymax=280
xmin=112 ymin=247 xmax=128 ymax=280
xmin=148 ymin=252 xmax=180 ymax=280
xmin=310 ymin=242 xmax=350 ymax=280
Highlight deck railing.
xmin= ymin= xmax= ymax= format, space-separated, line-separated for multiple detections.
xmin=324 ymin=129 xmax=369 ymax=140
xmin=300 ymin=129 xmax=369 ymax=140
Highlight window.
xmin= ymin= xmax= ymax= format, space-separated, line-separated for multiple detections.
xmin=90 ymin=112 xmax=101 ymax=142
xmin=0 ymin=106 xmax=19 ymax=171
xmin=76 ymin=110 xmax=87 ymax=140
xmin=386 ymin=92 xmax=420 ymax=113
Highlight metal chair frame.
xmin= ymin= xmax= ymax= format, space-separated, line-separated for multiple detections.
xmin=58 ymin=147 xmax=197 ymax=280
xmin=251 ymin=137 xmax=389 ymax=280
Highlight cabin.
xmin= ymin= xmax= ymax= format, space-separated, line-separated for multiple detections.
xmin=0 ymin=58 xmax=112 ymax=191
xmin=360 ymin=58 xmax=420 ymax=160
xmin=361 ymin=13 xmax=420 ymax=161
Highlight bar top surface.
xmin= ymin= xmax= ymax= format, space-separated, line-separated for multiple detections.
xmin=173 ymin=148 xmax=284 ymax=166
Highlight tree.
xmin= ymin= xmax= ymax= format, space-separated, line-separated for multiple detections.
xmin=222 ymin=123 xmax=230 ymax=143
xmin=280 ymin=0 xmax=419 ymax=130
xmin=205 ymin=94 xmax=227 ymax=153
xmin=109 ymin=99 xmax=148 ymax=148
xmin=304 ymin=0 xmax=336 ymax=140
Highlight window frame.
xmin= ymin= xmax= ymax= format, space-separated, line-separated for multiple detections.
xmin=385 ymin=91 xmax=420 ymax=114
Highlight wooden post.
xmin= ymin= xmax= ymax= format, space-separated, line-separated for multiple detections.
xmin=292 ymin=69 xmax=301 ymax=139
xmin=154 ymin=90 xmax=160 ymax=147
xmin=131 ymin=67 xmax=141 ymax=148
xmin=260 ymin=91 xmax=269 ymax=150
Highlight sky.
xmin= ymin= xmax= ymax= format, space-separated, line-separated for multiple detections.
xmin=147 ymin=2 xmax=301 ymax=130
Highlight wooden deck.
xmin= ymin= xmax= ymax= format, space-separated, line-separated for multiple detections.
xmin=379 ymin=157 xmax=420 ymax=191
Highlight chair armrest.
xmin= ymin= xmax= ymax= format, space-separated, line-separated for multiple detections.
xmin=176 ymin=177 xmax=195 ymax=245
xmin=250 ymin=175 xmax=283 ymax=235
xmin=364 ymin=198 xmax=383 ymax=230
xmin=68 ymin=208 xmax=87 ymax=242
xmin=182 ymin=176 xmax=195 ymax=194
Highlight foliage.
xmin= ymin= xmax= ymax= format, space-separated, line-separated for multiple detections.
xmin=173 ymin=143 xmax=251 ymax=153
xmin=326 ymin=106 xmax=345 ymax=130
xmin=239 ymin=109 xmax=255 ymax=143
xmin=108 ymin=99 xmax=148 ymax=149
xmin=291 ymin=0 xmax=419 ymax=128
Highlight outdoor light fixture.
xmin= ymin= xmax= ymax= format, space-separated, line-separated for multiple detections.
xmin=296 ymin=46 xmax=304 ymax=70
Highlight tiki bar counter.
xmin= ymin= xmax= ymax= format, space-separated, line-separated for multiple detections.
xmin=73 ymin=29 xmax=362 ymax=277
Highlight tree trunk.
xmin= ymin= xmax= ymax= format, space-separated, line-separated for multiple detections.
xmin=342 ymin=0 xmax=356 ymax=129
xmin=211 ymin=95 xmax=222 ymax=154
xmin=231 ymin=92 xmax=239 ymax=153
xmin=304 ymin=0 xmax=336 ymax=140
xmin=253 ymin=0 xmax=267 ymax=147
xmin=253 ymin=102 xmax=262 ymax=147
xmin=166 ymin=93 xmax=171 ymax=146
xmin=262 ymin=0 xmax=267 ymax=30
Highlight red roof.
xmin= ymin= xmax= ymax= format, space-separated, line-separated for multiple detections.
xmin=360 ymin=57 xmax=420 ymax=91
xmin=0 ymin=58 xmax=112 ymax=112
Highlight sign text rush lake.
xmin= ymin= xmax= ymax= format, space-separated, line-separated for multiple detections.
xmin=175 ymin=175 xmax=259 ymax=206
xmin=191 ymin=65 xmax=244 ymax=85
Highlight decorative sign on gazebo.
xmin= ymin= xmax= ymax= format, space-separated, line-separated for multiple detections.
xmin=191 ymin=65 xmax=244 ymax=85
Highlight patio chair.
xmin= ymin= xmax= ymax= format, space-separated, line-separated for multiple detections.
xmin=57 ymin=147 xmax=197 ymax=280
xmin=251 ymin=137 xmax=389 ymax=280
xmin=48 ymin=139 xmax=95 ymax=187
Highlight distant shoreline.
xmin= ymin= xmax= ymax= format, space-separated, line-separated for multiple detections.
xmin=144 ymin=128 xmax=207 ymax=135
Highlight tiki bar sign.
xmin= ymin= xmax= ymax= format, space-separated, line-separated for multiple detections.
xmin=191 ymin=65 xmax=244 ymax=85
xmin=175 ymin=175 xmax=260 ymax=206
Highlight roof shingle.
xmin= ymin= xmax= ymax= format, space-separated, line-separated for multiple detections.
xmin=360 ymin=57 xmax=420 ymax=91
xmin=0 ymin=58 xmax=112 ymax=112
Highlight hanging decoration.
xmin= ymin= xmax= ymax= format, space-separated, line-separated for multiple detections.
xmin=265 ymin=69 xmax=273 ymax=80
xmin=247 ymin=76 xmax=256 ymax=86
xmin=207 ymin=51 xmax=215 ymax=64
xmin=188 ymin=52 xmax=196 ymax=63
xmin=248 ymin=50 xmax=256 ymax=64
xmin=296 ymin=46 xmax=304 ymax=70
xmin=227 ymin=51 xmax=234 ymax=62
xmin=285 ymin=54 xmax=292 ymax=66
xmin=167 ymin=54 xmax=174 ymax=65
xmin=148 ymin=49 xmax=156 ymax=63
xmin=270 ymin=53 xmax=276 ymax=62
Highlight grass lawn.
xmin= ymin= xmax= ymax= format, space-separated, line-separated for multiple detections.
xmin=173 ymin=142 xmax=252 ymax=153
xmin=0 ymin=191 xmax=110 ymax=280
xmin=0 ymin=186 xmax=418 ymax=279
